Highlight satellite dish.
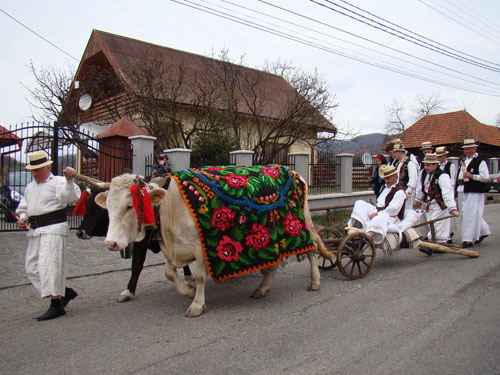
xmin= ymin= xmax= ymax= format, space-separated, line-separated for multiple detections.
xmin=362 ymin=152 xmax=372 ymax=166
xmin=78 ymin=94 xmax=92 ymax=111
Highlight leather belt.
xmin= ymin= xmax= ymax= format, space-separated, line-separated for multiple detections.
xmin=29 ymin=208 xmax=67 ymax=229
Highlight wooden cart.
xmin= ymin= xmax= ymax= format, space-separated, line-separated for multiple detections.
xmin=317 ymin=214 xmax=479 ymax=280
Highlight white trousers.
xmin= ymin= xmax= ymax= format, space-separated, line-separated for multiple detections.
xmin=459 ymin=192 xmax=491 ymax=243
xmin=25 ymin=225 xmax=68 ymax=298
xmin=424 ymin=203 xmax=451 ymax=242
xmin=349 ymin=200 xmax=400 ymax=244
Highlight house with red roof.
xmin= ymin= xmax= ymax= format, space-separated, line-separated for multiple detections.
xmin=387 ymin=110 xmax=500 ymax=159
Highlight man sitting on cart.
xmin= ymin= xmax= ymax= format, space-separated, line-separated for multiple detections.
xmin=347 ymin=165 xmax=406 ymax=244
xmin=415 ymin=153 xmax=460 ymax=246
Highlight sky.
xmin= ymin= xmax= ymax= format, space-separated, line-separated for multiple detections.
xmin=1 ymin=0 xmax=500 ymax=136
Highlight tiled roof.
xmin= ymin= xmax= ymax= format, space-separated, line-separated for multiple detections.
xmin=0 ymin=125 xmax=21 ymax=148
xmin=73 ymin=30 xmax=334 ymax=131
xmin=389 ymin=110 xmax=500 ymax=148
xmin=96 ymin=117 xmax=151 ymax=139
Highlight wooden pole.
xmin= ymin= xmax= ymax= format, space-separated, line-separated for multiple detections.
xmin=419 ymin=241 xmax=479 ymax=258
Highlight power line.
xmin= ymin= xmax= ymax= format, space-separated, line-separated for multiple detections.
xmin=335 ymin=0 xmax=500 ymax=69
xmin=169 ymin=0 xmax=500 ymax=97
xmin=451 ymin=0 xmax=500 ymax=35
xmin=226 ymin=0 xmax=500 ymax=89
xmin=312 ymin=0 xmax=500 ymax=72
xmin=416 ymin=0 xmax=500 ymax=45
xmin=0 ymin=8 xmax=79 ymax=61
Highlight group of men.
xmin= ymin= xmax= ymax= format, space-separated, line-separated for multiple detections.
xmin=350 ymin=138 xmax=491 ymax=251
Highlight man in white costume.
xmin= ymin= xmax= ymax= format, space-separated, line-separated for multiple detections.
xmin=436 ymin=146 xmax=458 ymax=242
xmin=415 ymin=154 xmax=460 ymax=254
xmin=347 ymin=165 xmax=406 ymax=244
xmin=16 ymin=151 xmax=81 ymax=321
xmin=456 ymin=139 xmax=491 ymax=248
xmin=393 ymin=143 xmax=418 ymax=209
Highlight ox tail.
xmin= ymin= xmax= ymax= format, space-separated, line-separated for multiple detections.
xmin=311 ymin=227 xmax=333 ymax=260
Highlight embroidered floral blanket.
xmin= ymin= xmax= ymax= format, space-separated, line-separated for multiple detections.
xmin=170 ymin=165 xmax=315 ymax=281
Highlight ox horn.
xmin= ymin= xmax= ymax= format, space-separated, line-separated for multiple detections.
xmin=74 ymin=174 xmax=111 ymax=190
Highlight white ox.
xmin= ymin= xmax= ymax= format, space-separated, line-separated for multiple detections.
xmin=95 ymin=173 xmax=331 ymax=317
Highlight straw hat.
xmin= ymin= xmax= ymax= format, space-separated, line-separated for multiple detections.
xmin=393 ymin=143 xmax=406 ymax=153
xmin=379 ymin=164 xmax=398 ymax=178
xmin=462 ymin=139 xmax=479 ymax=148
xmin=26 ymin=150 xmax=53 ymax=170
xmin=422 ymin=153 xmax=439 ymax=164
xmin=420 ymin=141 xmax=433 ymax=151
xmin=435 ymin=146 xmax=449 ymax=156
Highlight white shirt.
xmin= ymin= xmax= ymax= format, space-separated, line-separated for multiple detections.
xmin=16 ymin=173 xmax=81 ymax=220
xmin=416 ymin=170 xmax=457 ymax=212
xmin=396 ymin=156 xmax=418 ymax=192
xmin=439 ymin=161 xmax=457 ymax=190
xmin=376 ymin=183 xmax=407 ymax=217
xmin=456 ymin=153 xmax=490 ymax=193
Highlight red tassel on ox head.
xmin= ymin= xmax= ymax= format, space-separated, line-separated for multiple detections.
xmin=130 ymin=184 xmax=155 ymax=226
xmin=73 ymin=189 xmax=90 ymax=216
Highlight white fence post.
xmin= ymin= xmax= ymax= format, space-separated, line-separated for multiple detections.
xmin=289 ymin=152 xmax=310 ymax=186
xmin=448 ymin=156 xmax=460 ymax=174
xmin=164 ymin=148 xmax=192 ymax=172
xmin=489 ymin=157 xmax=499 ymax=174
xmin=129 ymin=135 xmax=156 ymax=177
xmin=229 ymin=150 xmax=254 ymax=166
xmin=336 ymin=153 xmax=354 ymax=194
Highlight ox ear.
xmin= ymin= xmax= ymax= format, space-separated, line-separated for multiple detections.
xmin=95 ymin=191 xmax=109 ymax=209
xmin=149 ymin=188 xmax=167 ymax=206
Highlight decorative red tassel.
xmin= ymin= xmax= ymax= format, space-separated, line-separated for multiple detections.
xmin=130 ymin=184 xmax=155 ymax=225
xmin=73 ymin=190 xmax=89 ymax=216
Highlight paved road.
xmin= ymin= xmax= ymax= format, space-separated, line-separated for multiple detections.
xmin=0 ymin=205 xmax=499 ymax=375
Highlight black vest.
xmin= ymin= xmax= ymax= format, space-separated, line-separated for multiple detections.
xmin=463 ymin=156 xmax=489 ymax=193
xmin=440 ymin=161 xmax=452 ymax=177
xmin=378 ymin=184 xmax=406 ymax=220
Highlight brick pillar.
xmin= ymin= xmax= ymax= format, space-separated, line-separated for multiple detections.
xmin=163 ymin=148 xmax=192 ymax=172
xmin=289 ymin=152 xmax=309 ymax=186
xmin=229 ymin=150 xmax=254 ymax=166
xmin=336 ymin=153 xmax=354 ymax=194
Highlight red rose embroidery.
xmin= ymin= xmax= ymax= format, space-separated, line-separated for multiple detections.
xmin=216 ymin=236 xmax=243 ymax=262
xmin=245 ymin=223 xmax=270 ymax=251
xmin=262 ymin=167 xmax=280 ymax=179
xmin=284 ymin=212 xmax=302 ymax=237
xmin=224 ymin=174 xmax=249 ymax=189
xmin=211 ymin=206 xmax=236 ymax=231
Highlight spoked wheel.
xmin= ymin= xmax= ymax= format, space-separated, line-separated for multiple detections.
xmin=317 ymin=227 xmax=341 ymax=271
xmin=337 ymin=231 xmax=376 ymax=280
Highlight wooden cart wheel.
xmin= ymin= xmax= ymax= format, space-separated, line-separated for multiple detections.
xmin=337 ymin=231 xmax=376 ymax=280
xmin=317 ymin=227 xmax=342 ymax=271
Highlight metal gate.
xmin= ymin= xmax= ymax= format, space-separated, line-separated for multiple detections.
xmin=0 ymin=121 xmax=132 ymax=232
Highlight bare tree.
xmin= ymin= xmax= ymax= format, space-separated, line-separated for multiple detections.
xmin=384 ymin=99 xmax=407 ymax=137
xmin=385 ymin=93 xmax=445 ymax=137
xmin=412 ymin=92 xmax=444 ymax=121
xmin=23 ymin=60 xmax=76 ymax=125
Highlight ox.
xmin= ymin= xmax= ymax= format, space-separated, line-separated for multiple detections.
xmin=95 ymin=167 xmax=331 ymax=317
xmin=75 ymin=181 xmax=192 ymax=302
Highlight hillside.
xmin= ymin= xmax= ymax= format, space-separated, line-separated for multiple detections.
xmin=320 ymin=133 xmax=389 ymax=155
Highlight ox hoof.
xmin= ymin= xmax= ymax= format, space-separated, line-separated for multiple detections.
xmin=307 ymin=283 xmax=321 ymax=292
xmin=116 ymin=290 xmax=134 ymax=303
xmin=185 ymin=303 xmax=206 ymax=318
xmin=251 ymin=289 xmax=270 ymax=299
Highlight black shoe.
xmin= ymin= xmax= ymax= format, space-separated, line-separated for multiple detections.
xmin=352 ymin=219 xmax=363 ymax=229
xmin=462 ymin=241 xmax=474 ymax=249
xmin=61 ymin=287 xmax=78 ymax=308
xmin=447 ymin=239 xmax=453 ymax=245
xmin=474 ymin=235 xmax=489 ymax=244
xmin=37 ymin=299 xmax=65 ymax=321
xmin=419 ymin=247 xmax=433 ymax=256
